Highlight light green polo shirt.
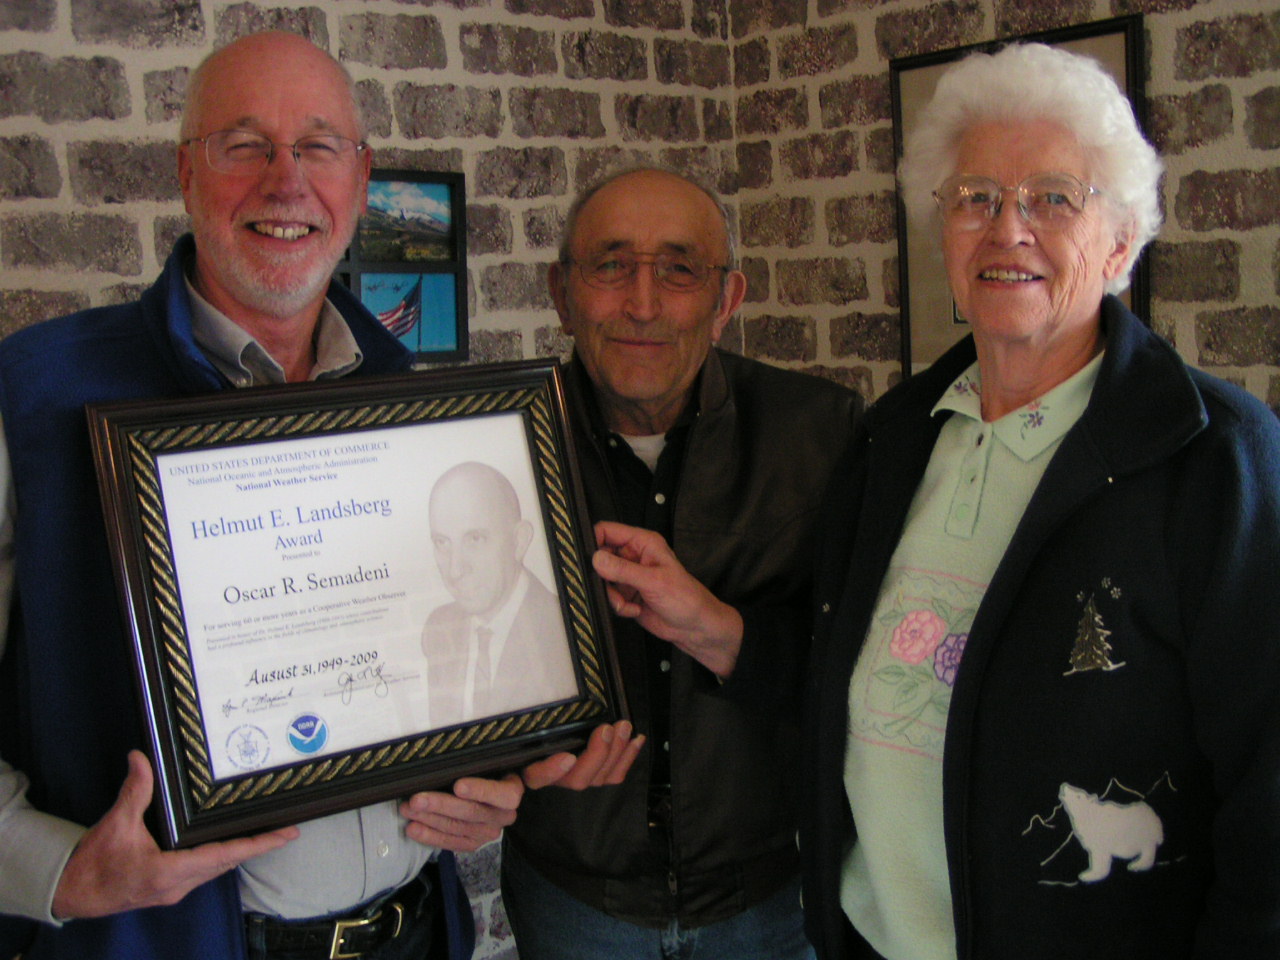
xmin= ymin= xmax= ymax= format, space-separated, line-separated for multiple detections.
xmin=840 ymin=352 xmax=1102 ymax=960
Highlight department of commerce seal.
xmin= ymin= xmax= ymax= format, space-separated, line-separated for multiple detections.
xmin=287 ymin=713 xmax=329 ymax=755
xmin=226 ymin=724 xmax=270 ymax=770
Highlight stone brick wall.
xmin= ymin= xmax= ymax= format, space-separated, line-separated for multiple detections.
xmin=0 ymin=0 xmax=1276 ymax=954
xmin=5 ymin=0 xmax=1276 ymax=412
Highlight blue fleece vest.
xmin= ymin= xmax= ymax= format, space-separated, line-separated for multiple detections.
xmin=0 ymin=237 xmax=469 ymax=960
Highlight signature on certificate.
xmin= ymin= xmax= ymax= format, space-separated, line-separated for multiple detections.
xmin=222 ymin=687 xmax=295 ymax=717
xmin=336 ymin=662 xmax=390 ymax=705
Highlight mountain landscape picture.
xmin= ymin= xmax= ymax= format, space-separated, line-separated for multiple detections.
xmin=360 ymin=179 xmax=454 ymax=262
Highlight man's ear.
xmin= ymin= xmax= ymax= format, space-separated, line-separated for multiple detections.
xmin=512 ymin=520 xmax=534 ymax=563
xmin=710 ymin=269 xmax=748 ymax=344
xmin=548 ymin=261 xmax=574 ymax=336
xmin=177 ymin=142 xmax=194 ymax=212
xmin=356 ymin=143 xmax=373 ymax=216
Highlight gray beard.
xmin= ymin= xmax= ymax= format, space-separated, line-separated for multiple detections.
xmin=218 ymin=248 xmax=336 ymax=318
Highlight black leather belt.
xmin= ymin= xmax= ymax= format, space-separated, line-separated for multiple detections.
xmin=244 ymin=872 xmax=434 ymax=960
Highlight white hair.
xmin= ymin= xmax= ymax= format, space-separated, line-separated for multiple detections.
xmin=898 ymin=42 xmax=1162 ymax=294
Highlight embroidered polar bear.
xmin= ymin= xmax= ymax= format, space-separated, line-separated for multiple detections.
xmin=1059 ymin=782 xmax=1164 ymax=882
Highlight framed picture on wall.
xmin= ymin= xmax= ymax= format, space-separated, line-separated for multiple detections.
xmin=341 ymin=170 xmax=468 ymax=363
xmin=890 ymin=15 xmax=1148 ymax=376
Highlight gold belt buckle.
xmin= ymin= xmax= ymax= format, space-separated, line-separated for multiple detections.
xmin=329 ymin=901 xmax=404 ymax=960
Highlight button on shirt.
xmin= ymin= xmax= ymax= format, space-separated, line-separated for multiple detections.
xmin=595 ymin=399 xmax=693 ymax=790
xmin=840 ymin=353 xmax=1103 ymax=960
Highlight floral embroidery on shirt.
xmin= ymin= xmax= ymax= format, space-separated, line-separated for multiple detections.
xmin=852 ymin=574 xmax=980 ymax=758
xmin=1019 ymin=400 xmax=1047 ymax=439
xmin=933 ymin=632 xmax=968 ymax=686
xmin=885 ymin=610 xmax=969 ymax=688
xmin=950 ymin=374 xmax=981 ymax=398
xmin=890 ymin=609 xmax=946 ymax=663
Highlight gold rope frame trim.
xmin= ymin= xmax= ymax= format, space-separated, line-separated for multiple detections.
xmin=125 ymin=383 xmax=607 ymax=812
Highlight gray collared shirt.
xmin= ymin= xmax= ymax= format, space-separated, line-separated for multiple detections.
xmin=186 ymin=275 xmax=364 ymax=386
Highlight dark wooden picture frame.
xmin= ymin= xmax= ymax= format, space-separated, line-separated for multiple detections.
xmin=341 ymin=170 xmax=468 ymax=363
xmin=88 ymin=361 xmax=623 ymax=849
xmin=890 ymin=15 xmax=1148 ymax=376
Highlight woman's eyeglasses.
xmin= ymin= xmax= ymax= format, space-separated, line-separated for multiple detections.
xmin=933 ymin=173 xmax=1101 ymax=231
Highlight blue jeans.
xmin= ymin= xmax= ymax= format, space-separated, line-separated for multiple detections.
xmin=502 ymin=843 xmax=815 ymax=960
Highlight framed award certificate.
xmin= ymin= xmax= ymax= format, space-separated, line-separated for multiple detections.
xmin=88 ymin=360 xmax=624 ymax=849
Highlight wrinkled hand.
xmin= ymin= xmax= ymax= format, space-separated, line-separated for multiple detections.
xmin=592 ymin=521 xmax=744 ymax=677
xmin=522 ymin=721 xmax=645 ymax=791
xmin=52 ymin=750 xmax=298 ymax=919
xmin=400 ymin=773 xmax=523 ymax=852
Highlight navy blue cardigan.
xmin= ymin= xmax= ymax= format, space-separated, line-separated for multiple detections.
xmin=801 ymin=298 xmax=1280 ymax=959
xmin=0 ymin=237 xmax=469 ymax=960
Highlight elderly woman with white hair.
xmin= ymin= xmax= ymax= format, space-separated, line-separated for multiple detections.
xmin=588 ymin=39 xmax=1280 ymax=960
xmin=796 ymin=42 xmax=1280 ymax=959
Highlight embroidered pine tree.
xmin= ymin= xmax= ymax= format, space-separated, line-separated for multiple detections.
xmin=1064 ymin=594 xmax=1125 ymax=675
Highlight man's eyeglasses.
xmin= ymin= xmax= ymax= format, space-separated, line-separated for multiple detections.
xmin=183 ymin=130 xmax=367 ymax=179
xmin=933 ymin=173 xmax=1101 ymax=231
xmin=565 ymin=252 xmax=728 ymax=293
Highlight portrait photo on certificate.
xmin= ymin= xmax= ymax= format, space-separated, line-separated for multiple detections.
xmin=88 ymin=360 xmax=624 ymax=849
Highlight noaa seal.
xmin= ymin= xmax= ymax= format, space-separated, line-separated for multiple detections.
xmin=287 ymin=713 xmax=329 ymax=755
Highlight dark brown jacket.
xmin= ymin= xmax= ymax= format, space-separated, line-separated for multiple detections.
xmin=506 ymin=348 xmax=860 ymax=927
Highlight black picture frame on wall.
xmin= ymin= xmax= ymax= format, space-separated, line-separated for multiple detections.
xmin=341 ymin=170 xmax=468 ymax=363
xmin=889 ymin=15 xmax=1148 ymax=377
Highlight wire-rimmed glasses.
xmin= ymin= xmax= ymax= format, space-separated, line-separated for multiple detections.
xmin=565 ymin=252 xmax=728 ymax=293
xmin=183 ymin=130 xmax=367 ymax=179
xmin=933 ymin=173 xmax=1101 ymax=231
